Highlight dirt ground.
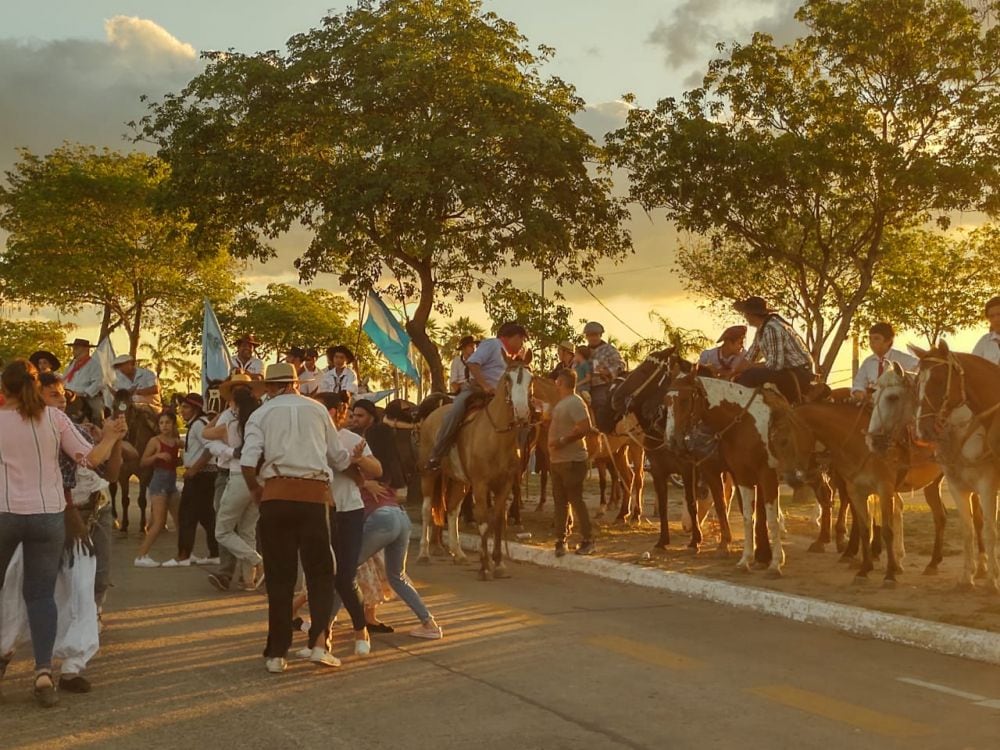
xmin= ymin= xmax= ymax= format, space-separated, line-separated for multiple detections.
xmin=485 ymin=472 xmax=1000 ymax=634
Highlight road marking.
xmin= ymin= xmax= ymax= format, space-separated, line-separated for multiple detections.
xmin=586 ymin=636 xmax=701 ymax=671
xmin=749 ymin=685 xmax=933 ymax=739
xmin=897 ymin=677 xmax=1000 ymax=710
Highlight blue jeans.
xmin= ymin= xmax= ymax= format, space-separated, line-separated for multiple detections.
xmin=430 ymin=385 xmax=479 ymax=462
xmin=0 ymin=512 xmax=66 ymax=670
xmin=357 ymin=506 xmax=431 ymax=623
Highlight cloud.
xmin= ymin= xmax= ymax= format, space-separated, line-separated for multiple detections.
xmin=574 ymin=99 xmax=634 ymax=143
xmin=647 ymin=0 xmax=804 ymax=70
xmin=0 ymin=17 xmax=201 ymax=170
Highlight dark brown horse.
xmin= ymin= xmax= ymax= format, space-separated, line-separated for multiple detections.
xmin=109 ymin=389 xmax=157 ymax=533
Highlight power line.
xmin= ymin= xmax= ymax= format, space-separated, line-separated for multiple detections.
xmin=579 ymin=284 xmax=647 ymax=339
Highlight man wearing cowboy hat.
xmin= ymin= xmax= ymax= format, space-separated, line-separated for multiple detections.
xmin=297 ymin=348 xmax=322 ymax=396
xmin=319 ymin=345 xmax=358 ymax=397
xmin=112 ymin=353 xmax=162 ymax=410
xmin=63 ymin=338 xmax=105 ymax=424
xmin=449 ymin=336 xmax=479 ymax=395
xmin=240 ymin=362 xmax=367 ymax=672
xmin=232 ymin=335 xmax=264 ymax=378
xmin=583 ymin=322 xmax=624 ymax=417
xmin=698 ymin=325 xmax=747 ymax=379
xmin=29 ymin=350 xmax=62 ymax=374
xmin=731 ymin=296 xmax=816 ymax=402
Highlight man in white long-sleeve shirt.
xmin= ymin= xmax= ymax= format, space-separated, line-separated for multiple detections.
xmin=63 ymin=338 xmax=105 ymax=424
xmin=852 ymin=323 xmax=919 ymax=400
xmin=240 ymin=363 xmax=365 ymax=673
xmin=972 ymin=296 xmax=1000 ymax=366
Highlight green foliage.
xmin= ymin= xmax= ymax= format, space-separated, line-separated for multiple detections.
xmin=439 ymin=316 xmax=488 ymax=353
xmin=136 ymin=0 xmax=631 ymax=390
xmin=482 ymin=279 xmax=575 ymax=347
xmin=608 ymin=0 xmax=1000 ymax=376
xmin=859 ymin=227 xmax=1000 ymax=346
xmin=0 ymin=144 xmax=243 ymax=357
xmin=0 ymin=318 xmax=73 ymax=365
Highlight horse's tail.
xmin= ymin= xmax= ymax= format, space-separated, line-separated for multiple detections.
xmin=431 ymin=474 xmax=447 ymax=527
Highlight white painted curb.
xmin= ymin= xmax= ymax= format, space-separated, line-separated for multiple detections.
xmin=457 ymin=533 xmax=1000 ymax=666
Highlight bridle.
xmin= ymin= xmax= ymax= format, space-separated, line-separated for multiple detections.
xmin=486 ymin=365 xmax=532 ymax=434
xmin=618 ymin=353 xmax=674 ymax=414
xmin=916 ymin=355 xmax=967 ymax=436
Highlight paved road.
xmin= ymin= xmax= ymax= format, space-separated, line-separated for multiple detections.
xmin=1 ymin=529 xmax=997 ymax=750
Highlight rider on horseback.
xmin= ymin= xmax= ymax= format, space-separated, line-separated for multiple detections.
xmin=851 ymin=322 xmax=918 ymax=401
xmin=731 ymin=296 xmax=816 ymax=403
xmin=972 ymin=296 xmax=1000 ymax=365
xmin=424 ymin=322 xmax=527 ymax=472
xmin=584 ymin=322 xmax=624 ymax=417
xmin=112 ymin=354 xmax=162 ymax=411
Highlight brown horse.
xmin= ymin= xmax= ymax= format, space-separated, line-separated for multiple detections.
xmin=417 ymin=363 xmax=535 ymax=579
xmin=896 ymin=345 xmax=999 ymax=590
xmin=109 ymin=389 xmax=157 ymax=533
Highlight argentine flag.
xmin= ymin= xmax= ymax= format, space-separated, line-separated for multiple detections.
xmin=201 ymin=299 xmax=233 ymax=398
xmin=363 ymin=291 xmax=421 ymax=384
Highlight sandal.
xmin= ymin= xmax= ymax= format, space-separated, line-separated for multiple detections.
xmin=33 ymin=671 xmax=59 ymax=708
xmin=366 ymin=620 xmax=395 ymax=634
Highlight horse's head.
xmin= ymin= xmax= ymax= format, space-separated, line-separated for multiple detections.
xmin=664 ymin=371 xmax=705 ymax=452
xmin=763 ymin=391 xmax=818 ymax=487
xmin=111 ymin=389 xmax=133 ymax=420
xmin=498 ymin=363 xmax=533 ymax=425
xmin=867 ymin=362 xmax=914 ymax=454
xmin=611 ymin=347 xmax=677 ymax=414
xmin=911 ymin=340 xmax=965 ymax=441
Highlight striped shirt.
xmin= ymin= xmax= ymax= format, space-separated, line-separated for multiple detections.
xmin=745 ymin=315 xmax=814 ymax=371
xmin=589 ymin=342 xmax=625 ymax=386
xmin=0 ymin=407 xmax=94 ymax=514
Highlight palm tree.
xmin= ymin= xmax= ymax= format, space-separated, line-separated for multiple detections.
xmin=441 ymin=316 xmax=487 ymax=353
xmin=172 ymin=359 xmax=201 ymax=393
xmin=141 ymin=333 xmax=198 ymax=389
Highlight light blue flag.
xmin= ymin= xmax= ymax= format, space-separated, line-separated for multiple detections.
xmin=201 ymin=299 xmax=233 ymax=398
xmin=356 ymin=388 xmax=397 ymax=404
xmin=363 ymin=291 xmax=421 ymax=384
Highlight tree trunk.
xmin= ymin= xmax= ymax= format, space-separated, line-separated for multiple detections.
xmin=99 ymin=304 xmax=113 ymax=342
xmin=405 ymin=264 xmax=446 ymax=394
xmin=129 ymin=303 xmax=143 ymax=359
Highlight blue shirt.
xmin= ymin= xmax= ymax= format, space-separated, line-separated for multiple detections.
xmin=466 ymin=338 xmax=509 ymax=389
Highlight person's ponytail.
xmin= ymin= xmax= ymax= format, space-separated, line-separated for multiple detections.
xmin=1 ymin=359 xmax=46 ymax=420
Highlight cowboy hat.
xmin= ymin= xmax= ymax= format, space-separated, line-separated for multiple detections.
xmin=583 ymin=321 xmax=605 ymax=335
xmin=716 ymin=325 xmax=747 ymax=343
xmin=456 ymin=335 xmax=478 ymax=351
xmin=111 ymin=354 xmax=135 ymax=368
xmin=67 ymin=338 xmax=95 ymax=348
xmin=29 ymin=350 xmax=62 ymax=371
xmin=233 ymin=334 xmax=259 ymax=347
xmin=260 ymin=362 xmax=299 ymax=385
xmin=733 ymin=297 xmax=775 ymax=317
xmin=180 ymin=392 xmax=205 ymax=412
xmin=326 ymin=345 xmax=355 ymax=364
xmin=557 ymin=340 xmax=576 ymax=353
xmin=218 ymin=372 xmax=255 ymax=401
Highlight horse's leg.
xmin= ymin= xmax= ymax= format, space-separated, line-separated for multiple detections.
xmin=880 ymin=491 xmax=900 ymax=587
xmin=139 ymin=481 xmax=149 ymax=533
xmin=447 ymin=482 xmax=468 ymax=564
xmin=108 ymin=481 xmax=120 ymax=528
xmin=493 ymin=484 xmax=512 ymax=579
xmin=736 ymin=485 xmax=755 ymax=572
xmin=417 ymin=474 xmax=436 ymax=563
xmin=473 ymin=483 xmax=493 ymax=580
xmin=753 ymin=491 xmax=772 ymax=566
xmin=809 ymin=477 xmax=833 ymax=553
xmin=631 ymin=447 xmax=646 ymax=523
xmin=651 ymin=466 xmax=670 ymax=550
xmin=848 ymin=483 xmax=874 ymax=582
xmin=595 ymin=461 xmax=607 ymax=518
xmin=119 ymin=479 xmax=131 ymax=534
xmin=981 ymin=483 xmax=999 ymax=592
xmin=683 ymin=465 xmax=701 ymax=551
xmin=950 ymin=482 xmax=978 ymax=589
xmin=833 ymin=473 xmax=850 ymax=553
xmin=923 ymin=477 xmax=946 ymax=575
xmin=508 ymin=478 xmax=522 ymax=528
xmin=973 ymin=494 xmax=988 ymax=579
xmin=707 ymin=471 xmax=732 ymax=555
xmin=892 ymin=492 xmax=905 ymax=565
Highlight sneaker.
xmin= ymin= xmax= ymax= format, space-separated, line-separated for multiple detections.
xmin=161 ymin=558 xmax=191 ymax=568
xmin=354 ymin=639 xmax=372 ymax=657
xmin=264 ymin=657 xmax=286 ymax=674
xmin=308 ymin=648 xmax=341 ymax=668
xmin=555 ymin=542 xmax=566 ymax=558
xmin=134 ymin=556 xmax=159 ymax=568
xmin=575 ymin=540 xmax=596 ymax=556
xmin=58 ymin=675 xmax=92 ymax=693
xmin=189 ymin=555 xmax=206 ymax=565
xmin=409 ymin=622 xmax=443 ymax=640
xmin=207 ymin=573 xmax=231 ymax=591
xmin=366 ymin=620 xmax=394 ymax=634
xmin=199 ymin=557 xmax=221 ymax=566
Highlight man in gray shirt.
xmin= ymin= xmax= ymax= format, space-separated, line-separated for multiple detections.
xmin=547 ymin=369 xmax=597 ymax=557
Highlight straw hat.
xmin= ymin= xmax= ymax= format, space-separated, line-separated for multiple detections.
xmin=218 ymin=372 xmax=254 ymax=401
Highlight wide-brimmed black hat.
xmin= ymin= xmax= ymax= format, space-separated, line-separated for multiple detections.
xmin=733 ymin=297 xmax=775 ymax=317
xmin=67 ymin=338 xmax=95 ymax=349
xmin=181 ymin=393 xmax=205 ymax=412
xmin=234 ymin=334 xmax=259 ymax=348
xmin=326 ymin=345 xmax=355 ymax=364
xmin=29 ymin=350 xmax=62 ymax=371
xmin=717 ymin=325 xmax=748 ymax=343
xmin=456 ymin=336 xmax=478 ymax=351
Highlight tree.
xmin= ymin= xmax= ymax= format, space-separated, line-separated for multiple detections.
xmin=0 ymin=145 xmax=243 ymax=357
xmin=607 ymin=0 xmax=1000 ymax=377
xmin=482 ymin=279 xmax=575 ymax=347
xmin=0 ymin=318 xmax=72 ymax=364
xmin=140 ymin=332 xmax=191 ymax=380
xmin=858 ymin=227 xmax=1000 ymax=346
xmin=440 ymin=316 xmax=488 ymax=353
xmin=136 ymin=0 xmax=631 ymax=392
xmin=631 ymin=311 xmax=711 ymax=361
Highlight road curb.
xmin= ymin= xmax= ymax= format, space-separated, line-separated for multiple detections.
xmin=456 ymin=533 xmax=1000 ymax=666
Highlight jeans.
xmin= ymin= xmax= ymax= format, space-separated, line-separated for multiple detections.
xmin=430 ymin=385 xmax=480 ymax=462
xmin=215 ymin=472 xmax=262 ymax=584
xmin=213 ymin=470 xmax=236 ymax=581
xmin=178 ymin=471 xmax=219 ymax=559
xmin=357 ymin=506 xmax=431 ymax=623
xmin=149 ymin=467 xmax=178 ymax=497
xmin=0 ymin=512 xmax=66 ymax=670
xmin=551 ymin=461 xmax=593 ymax=544
xmin=329 ymin=508 xmax=367 ymax=631
xmin=736 ymin=365 xmax=813 ymax=403
xmin=258 ymin=501 xmax=335 ymax=656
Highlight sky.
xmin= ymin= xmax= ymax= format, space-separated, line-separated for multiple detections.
xmin=0 ymin=1 xmax=984 ymax=383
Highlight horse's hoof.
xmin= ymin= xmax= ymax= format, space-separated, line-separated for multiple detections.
xmin=451 ymin=556 xmax=468 ymax=566
xmin=807 ymin=541 xmax=826 ymax=554
xmin=685 ymin=544 xmax=700 ymax=555
xmin=736 ymin=560 xmax=752 ymax=573
xmin=922 ymin=565 xmax=939 ymax=576
xmin=715 ymin=545 xmax=731 ymax=559
xmin=494 ymin=567 xmax=511 ymax=580
xmin=752 ymin=560 xmax=769 ymax=571
xmin=478 ymin=570 xmax=494 ymax=581
xmin=890 ymin=564 xmax=904 ymax=576
xmin=975 ymin=566 xmax=988 ymax=580
xmin=882 ymin=578 xmax=897 ymax=590
xmin=430 ymin=546 xmax=448 ymax=558
xmin=653 ymin=543 xmax=668 ymax=552
xmin=765 ymin=568 xmax=783 ymax=580
xmin=416 ymin=555 xmax=431 ymax=565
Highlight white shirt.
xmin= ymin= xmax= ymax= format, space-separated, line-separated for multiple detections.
xmin=449 ymin=355 xmax=471 ymax=391
xmin=231 ymin=356 xmax=264 ymax=377
xmin=241 ymin=393 xmax=352 ymax=481
xmin=63 ymin=356 xmax=104 ymax=398
xmin=972 ymin=332 xmax=1000 ymax=365
xmin=319 ymin=366 xmax=358 ymax=395
xmin=330 ymin=429 xmax=372 ymax=513
xmin=114 ymin=366 xmax=161 ymax=410
xmin=852 ymin=348 xmax=919 ymax=394
xmin=298 ymin=365 xmax=322 ymax=395
xmin=69 ymin=465 xmax=109 ymax=507
xmin=183 ymin=416 xmax=210 ymax=469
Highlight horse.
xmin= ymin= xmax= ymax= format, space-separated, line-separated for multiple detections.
xmin=417 ymin=363 xmax=535 ymax=579
xmin=610 ymin=348 xmax=733 ymax=553
xmin=667 ymin=374 xmax=811 ymax=576
xmin=109 ymin=389 xmax=157 ymax=533
xmin=883 ymin=345 xmax=1000 ymax=590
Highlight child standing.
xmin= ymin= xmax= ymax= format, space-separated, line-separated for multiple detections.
xmin=134 ymin=412 xmax=180 ymax=567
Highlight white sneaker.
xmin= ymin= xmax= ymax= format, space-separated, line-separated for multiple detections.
xmin=294 ymin=647 xmax=312 ymax=659
xmin=161 ymin=558 xmax=191 ymax=568
xmin=134 ymin=556 xmax=160 ymax=568
xmin=199 ymin=557 xmax=221 ymax=566
xmin=265 ymin=657 xmax=286 ymax=674
xmin=355 ymin=639 xmax=372 ymax=657
xmin=308 ymin=648 xmax=341 ymax=668
xmin=409 ymin=622 xmax=443 ymax=640
xmin=189 ymin=555 xmax=206 ymax=565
